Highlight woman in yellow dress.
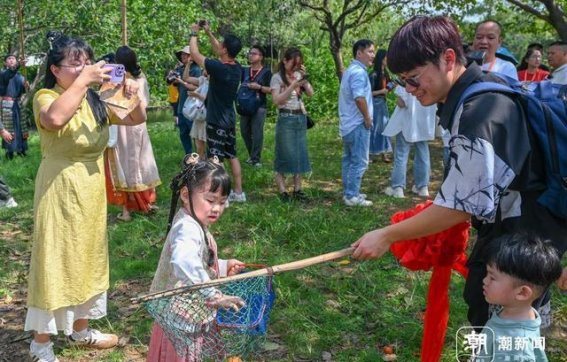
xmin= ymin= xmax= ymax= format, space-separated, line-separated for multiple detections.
xmin=25 ymin=34 xmax=147 ymax=362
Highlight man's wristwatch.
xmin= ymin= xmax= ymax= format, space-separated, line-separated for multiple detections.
xmin=190 ymin=31 xmax=198 ymax=37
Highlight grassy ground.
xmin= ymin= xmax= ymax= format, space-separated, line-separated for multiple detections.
xmin=1 ymin=110 xmax=566 ymax=361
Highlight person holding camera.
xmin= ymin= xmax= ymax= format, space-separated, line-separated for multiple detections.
xmin=238 ymin=45 xmax=272 ymax=167
xmin=189 ymin=20 xmax=247 ymax=203
xmin=26 ymin=34 xmax=146 ymax=361
xmin=167 ymin=45 xmax=201 ymax=155
xmin=270 ymin=47 xmax=313 ymax=202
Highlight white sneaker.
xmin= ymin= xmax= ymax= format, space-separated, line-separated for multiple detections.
xmin=29 ymin=341 xmax=59 ymax=362
xmin=68 ymin=328 xmax=118 ymax=349
xmin=228 ymin=191 xmax=247 ymax=203
xmin=344 ymin=195 xmax=373 ymax=207
xmin=384 ymin=186 xmax=405 ymax=198
xmin=5 ymin=197 xmax=17 ymax=208
xmin=343 ymin=194 xmax=367 ymax=202
xmin=411 ymin=185 xmax=429 ymax=197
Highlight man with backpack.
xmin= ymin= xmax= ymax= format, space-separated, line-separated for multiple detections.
xmin=352 ymin=16 xmax=567 ymax=330
xmin=237 ymin=45 xmax=272 ymax=167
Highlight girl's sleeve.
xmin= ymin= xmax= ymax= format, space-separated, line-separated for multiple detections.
xmin=169 ymin=221 xmax=217 ymax=298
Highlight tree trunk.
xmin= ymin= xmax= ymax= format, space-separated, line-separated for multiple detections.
xmin=329 ymin=33 xmax=344 ymax=81
xmin=548 ymin=11 xmax=567 ymax=41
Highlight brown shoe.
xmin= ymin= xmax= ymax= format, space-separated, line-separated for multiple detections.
xmin=68 ymin=328 xmax=118 ymax=349
xmin=382 ymin=153 xmax=392 ymax=163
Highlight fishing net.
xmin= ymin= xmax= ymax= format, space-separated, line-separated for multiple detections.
xmin=145 ymin=274 xmax=275 ymax=361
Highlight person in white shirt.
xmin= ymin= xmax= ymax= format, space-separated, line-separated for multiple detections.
xmin=472 ymin=20 xmax=518 ymax=80
xmin=548 ymin=41 xmax=567 ymax=85
xmin=382 ymin=87 xmax=437 ymax=198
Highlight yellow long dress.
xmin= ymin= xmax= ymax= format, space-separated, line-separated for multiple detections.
xmin=28 ymin=86 xmax=111 ymax=311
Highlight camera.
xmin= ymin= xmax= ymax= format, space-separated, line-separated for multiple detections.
xmin=198 ymin=19 xmax=208 ymax=28
xmin=466 ymin=50 xmax=486 ymax=66
xmin=166 ymin=70 xmax=181 ymax=83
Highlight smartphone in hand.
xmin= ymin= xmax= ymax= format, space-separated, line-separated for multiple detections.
xmin=104 ymin=64 xmax=126 ymax=83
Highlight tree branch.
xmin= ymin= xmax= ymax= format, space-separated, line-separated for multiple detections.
xmin=504 ymin=0 xmax=550 ymax=22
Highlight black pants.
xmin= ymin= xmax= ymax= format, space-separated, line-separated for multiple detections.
xmin=240 ymin=107 xmax=267 ymax=163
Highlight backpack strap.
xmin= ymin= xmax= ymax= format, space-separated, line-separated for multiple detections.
xmin=450 ymin=81 xmax=522 ymax=133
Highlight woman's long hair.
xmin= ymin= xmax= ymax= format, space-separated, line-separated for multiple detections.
xmin=372 ymin=49 xmax=389 ymax=91
xmin=278 ymin=47 xmax=303 ymax=87
xmin=44 ymin=34 xmax=108 ymax=128
xmin=517 ymin=48 xmax=538 ymax=71
xmin=115 ymin=45 xmax=142 ymax=78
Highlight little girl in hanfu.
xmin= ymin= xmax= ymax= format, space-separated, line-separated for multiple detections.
xmin=147 ymin=154 xmax=245 ymax=361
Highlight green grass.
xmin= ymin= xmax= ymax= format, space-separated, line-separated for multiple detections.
xmin=1 ymin=110 xmax=566 ymax=361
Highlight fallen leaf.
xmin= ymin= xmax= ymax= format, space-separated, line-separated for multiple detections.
xmin=382 ymin=353 xmax=397 ymax=361
xmin=262 ymin=341 xmax=283 ymax=351
xmin=325 ymin=300 xmax=340 ymax=309
xmin=117 ymin=336 xmax=130 ymax=347
xmin=337 ymin=259 xmax=350 ymax=266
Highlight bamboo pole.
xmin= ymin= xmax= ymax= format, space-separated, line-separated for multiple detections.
xmin=132 ymin=247 xmax=354 ymax=303
xmin=121 ymin=0 xmax=128 ymax=46
xmin=17 ymin=0 xmax=26 ymax=77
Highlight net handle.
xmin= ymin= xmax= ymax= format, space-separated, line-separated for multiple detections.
xmin=132 ymin=247 xmax=354 ymax=303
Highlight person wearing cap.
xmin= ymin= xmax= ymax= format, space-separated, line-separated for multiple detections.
xmin=472 ymin=20 xmax=518 ymax=80
xmin=0 ymin=54 xmax=29 ymax=160
xmin=168 ymin=45 xmax=201 ymax=155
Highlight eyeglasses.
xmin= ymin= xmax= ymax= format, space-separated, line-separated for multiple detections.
xmin=248 ymin=51 xmax=261 ymax=56
xmin=395 ymin=67 xmax=427 ymax=88
xmin=59 ymin=61 xmax=91 ymax=72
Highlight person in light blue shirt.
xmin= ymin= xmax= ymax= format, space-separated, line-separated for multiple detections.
xmin=338 ymin=39 xmax=375 ymax=207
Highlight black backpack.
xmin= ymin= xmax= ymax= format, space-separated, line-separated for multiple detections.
xmin=235 ymin=67 xmax=268 ymax=116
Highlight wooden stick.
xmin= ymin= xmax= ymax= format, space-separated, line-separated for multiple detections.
xmin=17 ymin=0 xmax=26 ymax=77
xmin=121 ymin=0 xmax=128 ymax=46
xmin=132 ymin=247 xmax=354 ymax=303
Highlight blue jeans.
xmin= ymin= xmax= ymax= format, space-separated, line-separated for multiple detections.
xmin=342 ymin=124 xmax=370 ymax=199
xmin=369 ymin=97 xmax=392 ymax=155
xmin=390 ymin=133 xmax=430 ymax=189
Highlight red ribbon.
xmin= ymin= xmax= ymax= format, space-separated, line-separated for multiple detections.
xmin=389 ymin=201 xmax=470 ymax=362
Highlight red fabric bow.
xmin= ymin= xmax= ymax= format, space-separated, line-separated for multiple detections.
xmin=389 ymin=201 xmax=470 ymax=362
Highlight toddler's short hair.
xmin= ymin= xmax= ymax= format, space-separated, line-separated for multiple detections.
xmin=486 ymin=233 xmax=562 ymax=295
